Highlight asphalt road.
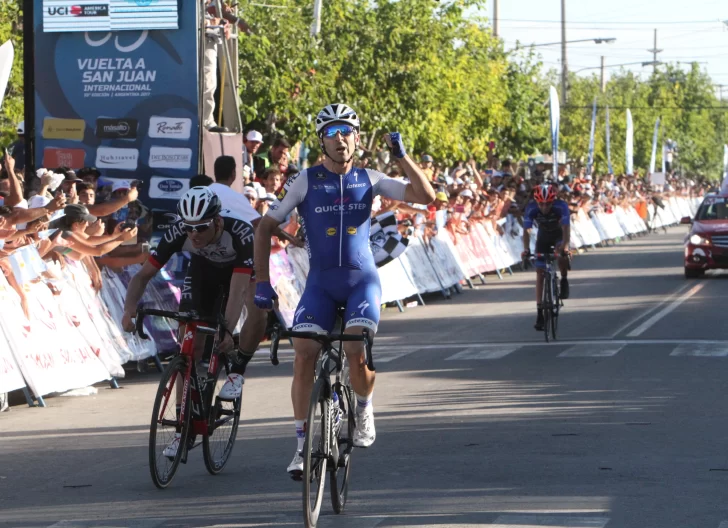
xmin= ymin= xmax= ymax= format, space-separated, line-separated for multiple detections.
xmin=3 ymin=226 xmax=728 ymax=528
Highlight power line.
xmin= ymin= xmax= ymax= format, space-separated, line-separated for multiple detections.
xmin=497 ymin=18 xmax=722 ymax=25
xmin=564 ymin=105 xmax=728 ymax=110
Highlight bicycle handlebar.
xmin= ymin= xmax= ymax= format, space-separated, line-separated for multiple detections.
xmin=268 ymin=325 xmax=376 ymax=372
xmin=133 ymin=306 xmax=225 ymax=341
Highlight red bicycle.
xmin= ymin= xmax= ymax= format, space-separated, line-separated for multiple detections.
xmin=135 ymin=298 xmax=241 ymax=489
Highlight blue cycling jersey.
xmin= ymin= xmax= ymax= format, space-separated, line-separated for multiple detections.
xmin=266 ymin=164 xmax=408 ymax=333
xmin=267 ymin=164 xmax=407 ymax=272
xmin=523 ymin=199 xmax=571 ymax=234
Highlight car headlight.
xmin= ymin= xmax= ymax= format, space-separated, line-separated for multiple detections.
xmin=689 ymin=234 xmax=711 ymax=246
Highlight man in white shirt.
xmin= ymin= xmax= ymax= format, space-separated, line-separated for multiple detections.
xmin=242 ymin=130 xmax=263 ymax=183
xmin=207 ymin=155 xmax=303 ymax=374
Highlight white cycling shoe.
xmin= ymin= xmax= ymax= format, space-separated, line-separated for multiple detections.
xmin=353 ymin=406 xmax=376 ymax=448
xmin=287 ymin=450 xmax=304 ymax=480
xmin=163 ymin=433 xmax=181 ymax=458
xmin=218 ymin=373 xmax=244 ymax=400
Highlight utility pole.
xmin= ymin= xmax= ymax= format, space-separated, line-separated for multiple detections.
xmin=647 ymin=28 xmax=662 ymax=73
xmin=493 ymin=0 xmax=499 ymax=38
xmin=717 ymin=84 xmax=725 ymax=101
xmin=600 ymin=55 xmax=606 ymax=93
xmin=561 ymin=0 xmax=567 ymax=103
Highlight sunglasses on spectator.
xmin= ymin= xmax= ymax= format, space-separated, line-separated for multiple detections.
xmin=322 ymin=124 xmax=355 ymax=138
xmin=183 ymin=220 xmax=213 ymax=233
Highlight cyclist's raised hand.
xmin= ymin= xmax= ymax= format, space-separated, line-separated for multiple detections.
xmin=254 ymin=281 xmax=278 ymax=310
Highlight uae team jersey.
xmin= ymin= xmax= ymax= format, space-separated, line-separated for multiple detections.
xmin=266 ymin=165 xmax=408 ymax=272
xmin=149 ymin=215 xmax=255 ymax=274
xmin=523 ymin=199 xmax=571 ymax=235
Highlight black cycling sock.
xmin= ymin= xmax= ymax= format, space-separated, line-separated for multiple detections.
xmin=230 ymin=349 xmax=256 ymax=376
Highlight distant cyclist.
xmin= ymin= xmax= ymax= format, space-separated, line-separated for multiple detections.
xmin=522 ymin=184 xmax=571 ymax=331
xmin=122 ymin=187 xmax=255 ymax=455
xmin=253 ymin=103 xmax=435 ymax=478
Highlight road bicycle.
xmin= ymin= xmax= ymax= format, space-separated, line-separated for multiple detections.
xmin=530 ymin=252 xmax=563 ymax=342
xmin=269 ymin=316 xmax=374 ymax=528
xmin=135 ymin=295 xmax=241 ymax=489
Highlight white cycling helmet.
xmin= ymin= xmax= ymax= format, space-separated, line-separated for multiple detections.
xmin=315 ymin=103 xmax=360 ymax=135
xmin=177 ymin=186 xmax=221 ymax=222
xmin=16 ymin=121 xmax=24 ymax=135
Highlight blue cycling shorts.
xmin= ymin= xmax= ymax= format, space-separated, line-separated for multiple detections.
xmin=292 ymin=266 xmax=382 ymax=334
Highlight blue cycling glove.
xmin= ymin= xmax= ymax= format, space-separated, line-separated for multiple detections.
xmin=389 ymin=132 xmax=407 ymax=159
xmin=254 ymin=281 xmax=278 ymax=309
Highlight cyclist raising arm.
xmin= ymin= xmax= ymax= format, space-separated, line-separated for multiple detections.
xmin=522 ymin=184 xmax=571 ymax=331
xmin=254 ymin=104 xmax=435 ymax=478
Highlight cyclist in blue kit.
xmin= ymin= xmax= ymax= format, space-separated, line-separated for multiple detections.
xmin=253 ymin=104 xmax=435 ymax=478
xmin=522 ymin=184 xmax=572 ymax=331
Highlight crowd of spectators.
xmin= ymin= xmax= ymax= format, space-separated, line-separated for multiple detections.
xmin=356 ymin=149 xmax=716 ymax=244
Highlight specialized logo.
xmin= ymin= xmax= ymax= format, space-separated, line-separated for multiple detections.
xmin=347 ymin=226 xmax=357 ymax=235
xmin=148 ymin=116 xmax=192 ymax=140
xmin=96 ymin=147 xmax=139 ymax=170
xmin=95 ymin=118 xmax=138 ymax=139
xmin=326 ymin=227 xmax=337 ymax=236
xmin=295 ymin=306 xmax=306 ymax=322
xmin=358 ymin=300 xmax=369 ymax=316
xmin=42 ymin=118 xmax=86 ymax=141
xmin=149 ymin=146 xmax=192 ymax=170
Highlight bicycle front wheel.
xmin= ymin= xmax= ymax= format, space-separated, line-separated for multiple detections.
xmin=330 ymin=376 xmax=355 ymax=513
xmin=542 ymin=275 xmax=552 ymax=343
xmin=551 ymin=276 xmax=559 ymax=340
xmin=149 ymin=356 xmax=190 ymax=489
xmin=203 ymin=358 xmax=241 ymax=475
xmin=303 ymin=377 xmax=329 ymax=528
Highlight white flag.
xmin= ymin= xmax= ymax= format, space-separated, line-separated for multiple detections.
xmin=649 ymin=117 xmax=660 ymax=174
xmin=586 ymin=98 xmax=597 ymax=176
xmin=549 ymin=86 xmax=560 ymax=179
xmin=625 ymin=109 xmax=634 ymax=175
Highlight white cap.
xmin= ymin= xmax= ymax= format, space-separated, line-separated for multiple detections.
xmin=256 ymin=187 xmax=268 ymax=200
xmin=243 ymin=187 xmax=257 ymax=198
xmin=460 ymin=189 xmax=474 ymax=198
xmin=29 ymin=195 xmax=51 ymax=209
xmin=17 ymin=121 xmax=24 ymax=135
xmin=246 ymin=130 xmax=263 ymax=143
xmin=112 ymin=180 xmax=131 ymax=193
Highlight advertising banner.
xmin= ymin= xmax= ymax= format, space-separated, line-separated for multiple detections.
xmin=42 ymin=1 xmax=179 ymax=33
xmin=33 ymin=0 xmax=199 ymax=210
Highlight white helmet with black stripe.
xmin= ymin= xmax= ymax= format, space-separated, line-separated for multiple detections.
xmin=315 ymin=103 xmax=360 ymax=135
xmin=177 ymin=186 xmax=221 ymax=222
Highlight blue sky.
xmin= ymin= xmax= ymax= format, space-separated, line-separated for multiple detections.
xmin=483 ymin=0 xmax=728 ymax=96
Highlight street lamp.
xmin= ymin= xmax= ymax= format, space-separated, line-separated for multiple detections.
xmin=510 ymin=37 xmax=616 ymax=52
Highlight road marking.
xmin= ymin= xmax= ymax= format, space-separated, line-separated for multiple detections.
xmin=375 ymin=348 xmax=420 ymax=363
xmin=559 ymin=343 xmax=625 ymax=357
xmin=671 ymin=343 xmax=728 ymax=357
xmin=610 ymin=282 xmax=692 ymax=338
xmin=627 ymin=283 xmax=705 ymax=337
xmin=446 ymin=346 xmax=520 ymax=360
xmin=48 ymin=521 xmax=164 ymax=528
xmin=490 ymin=515 xmax=609 ymax=528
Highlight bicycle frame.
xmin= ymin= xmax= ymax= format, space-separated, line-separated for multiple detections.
xmin=137 ymin=309 xmax=229 ymax=440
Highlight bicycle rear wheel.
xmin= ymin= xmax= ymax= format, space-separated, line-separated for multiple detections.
xmin=330 ymin=375 xmax=355 ymax=513
xmin=303 ymin=377 xmax=329 ymax=528
xmin=149 ymin=356 xmax=190 ymax=489
xmin=203 ymin=357 xmax=241 ymax=475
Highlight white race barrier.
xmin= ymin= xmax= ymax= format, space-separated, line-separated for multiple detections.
xmin=0 ymin=197 xmax=703 ymax=401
